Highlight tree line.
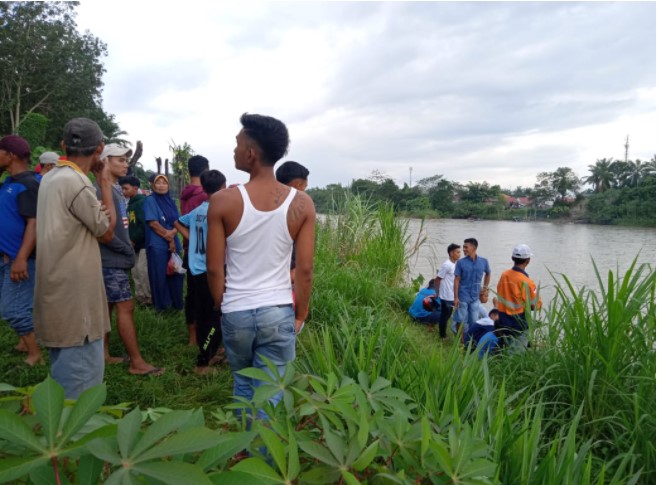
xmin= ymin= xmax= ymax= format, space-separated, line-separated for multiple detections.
xmin=307 ymin=157 xmax=656 ymax=226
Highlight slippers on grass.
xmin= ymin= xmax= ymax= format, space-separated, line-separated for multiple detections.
xmin=130 ymin=367 xmax=165 ymax=377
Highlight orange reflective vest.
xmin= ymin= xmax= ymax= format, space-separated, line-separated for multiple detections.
xmin=496 ymin=267 xmax=542 ymax=316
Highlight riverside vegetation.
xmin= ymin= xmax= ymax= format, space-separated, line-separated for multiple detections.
xmin=0 ymin=195 xmax=654 ymax=484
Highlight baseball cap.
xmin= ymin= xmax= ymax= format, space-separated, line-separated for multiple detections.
xmin=39 ymin=151 xmax=60 ymax=166
xmin=0 ymin=135 xmax=31 ymax=160
xmin=512 ymin=244 xmax=533 ymax=259
xmin=101 ymin=143 xmax=133 ymax=161
xmin=62 ymin=117 xmax=103 ymax=149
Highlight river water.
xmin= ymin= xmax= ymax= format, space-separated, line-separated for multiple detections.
xmin=406 ymin=219 xmax=655 ymax=305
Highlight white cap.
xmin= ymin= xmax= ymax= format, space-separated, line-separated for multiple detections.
xmin=512 ymin=244 xmax=533 ymax=259
xmin=38 ymin=151 xmax=59 ymax=165
xmin=101 ymin=143 xmax=133 ymax=160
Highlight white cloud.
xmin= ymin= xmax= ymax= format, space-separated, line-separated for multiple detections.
xmin=75 ymin=1 xmax=656 ymax=189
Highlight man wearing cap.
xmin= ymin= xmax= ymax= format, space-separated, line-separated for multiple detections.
xmin=495 ymin=244 xmax=542 ymax=349
xmin=0 ymin=135 xmax=43 ymax=366
xmin=38 ymin=151 xmax=60 ymax=177
xmin=34 ymin=117 xmax=117 ymax=399
xmin=97 ymin=144 xmax=163 ymax=376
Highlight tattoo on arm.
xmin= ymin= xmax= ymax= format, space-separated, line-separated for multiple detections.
xmin=289 ymin=196 xmax=306 ymax=222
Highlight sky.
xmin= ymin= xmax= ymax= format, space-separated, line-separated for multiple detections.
xmin=76 ymin=1 xmax=656 ymax=191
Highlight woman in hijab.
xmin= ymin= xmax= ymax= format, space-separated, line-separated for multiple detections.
xmin=143 ymin=175 xmax=184 ymax=311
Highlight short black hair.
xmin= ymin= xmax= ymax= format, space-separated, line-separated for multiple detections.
xmin=512 ymin=257 xmax=530 ymax=265
xmin=447 ymin=243 xmax=461 ymax=255
xmin=148 ymin=173 xmax=157 ymax=183
xmin=464 ymin=238 xmax=478 ymax=248
xmin=240 ymin=113 xmax=289 ymax=166
xmin=200 ymin=169 xmax=226 ymax=195
xmin=489 ymin=309 xmax=499 ymax=318
xmin=119 ymin=175 xmax=140 ymax=188
xmin=188 ymin=155 xmax=209 ymax=177
xmin=276 ymin=161 xmax=309 ymax=184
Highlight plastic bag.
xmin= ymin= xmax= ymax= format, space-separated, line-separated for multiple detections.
xmin=166 ymin=252 xmax=186 ymax=276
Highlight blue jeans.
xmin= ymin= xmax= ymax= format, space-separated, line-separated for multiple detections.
xmin=221 ymin=305 xmax=296 ymax=420
xmin=49 ymin=338 xmax=104 ymax=400
xmin=452 ymin=300 xmax=480 ymax=335
xmin=0 ymin=258 xmax=36 ymax=336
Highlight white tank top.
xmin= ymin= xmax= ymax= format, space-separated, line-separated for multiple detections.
xmin=221 ymin=184 xmax=297 ymax=313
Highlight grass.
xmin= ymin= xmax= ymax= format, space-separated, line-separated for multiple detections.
xmin=1 ymin=194 xmax=654 ymax=483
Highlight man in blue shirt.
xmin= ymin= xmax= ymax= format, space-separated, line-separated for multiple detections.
xmin=0 ymin=135 xmax=42 ymax=366
xmin=453 ymin=238 xmax=491 ymax=338
xmin=175 ymin=169 xmax=226 ymax=374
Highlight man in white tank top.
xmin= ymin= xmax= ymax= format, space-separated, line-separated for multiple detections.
xmin=207 ymin=113 xmax=316 ymax=420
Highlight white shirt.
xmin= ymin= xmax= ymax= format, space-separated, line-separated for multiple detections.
xmin=436 ymin=259 xmax=456 ymax=301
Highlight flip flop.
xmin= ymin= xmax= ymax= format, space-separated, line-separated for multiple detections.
xmin=130 ymin=367 xmax=165 ymax=377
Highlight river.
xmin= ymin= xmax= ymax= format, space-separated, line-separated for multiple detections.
xmin=406 ymin=219 xmax=655 ymax=305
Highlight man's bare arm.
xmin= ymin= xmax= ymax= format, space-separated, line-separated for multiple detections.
xmin=453 ymin=275 xmax=461 ymax=308
xmin=173 ymin=220 xmax=190 ymax=241
xmin=94 ymin=162 xmax=116 ymax=244
xmin=434 ymin=276 xmax=443 ymax=293
xmin=483 ymin=272 xmax=491 ymax=289
xmin=10 ymin=218 xmax=36 ymax=282
xmin=206 ymin=192 xmax=227 ymax=310
xmin=292 ymin=194 xmax=316 ymax=331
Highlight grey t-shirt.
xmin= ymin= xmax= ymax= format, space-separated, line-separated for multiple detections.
xmin=96 ymin=183 xmax=136 ymax=269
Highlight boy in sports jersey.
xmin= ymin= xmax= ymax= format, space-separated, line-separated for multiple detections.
xmin=175 ymin=169 xmax=226 ymax=375
xmin=207 ymin=113 xmax=315 ymax=421
xmin=97 ymin=144 xmax=163 ymax=376
xmin=0 ymin=135 xmax=42 ymax=366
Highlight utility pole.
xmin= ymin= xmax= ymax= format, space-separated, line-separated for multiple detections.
xmin=624 ymin=135 xmax=629 ymax=163
xmin=409 ymin=166 xmax=413 ymax=188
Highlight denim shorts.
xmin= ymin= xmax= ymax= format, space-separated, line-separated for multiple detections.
xmin=102 ymin=268 xmax=132 ymax=303
xmin=0 ymin=258 xmax=36 ymax=336
xmin=221 ymin=304 xmax=296 ymax=415
xmin=49 ymin=338 xmax=104 ymax=400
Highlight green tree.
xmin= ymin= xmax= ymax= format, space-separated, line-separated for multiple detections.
xmin=0 ymin=2 xmax=115 ymax=146
xmin=583 ymin=158 xmax=615 ymax=193
xmin=168 ymin=140 xmax=194 ymax=200
xmin=536 ymin=167 xmax=580 ymax=200
xmin=619 ymin=159 xmax=651 ymax=188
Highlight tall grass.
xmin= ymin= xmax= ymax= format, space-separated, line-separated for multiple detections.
xmin=302 ymin=194 xmax=655 ymax=483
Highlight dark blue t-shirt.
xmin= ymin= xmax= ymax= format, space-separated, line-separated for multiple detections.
xmin=0 ymin=171 xmax=39 ymax=259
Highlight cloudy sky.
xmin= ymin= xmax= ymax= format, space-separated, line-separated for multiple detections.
xmin=76 ymin=1 xmax=656 ymax=190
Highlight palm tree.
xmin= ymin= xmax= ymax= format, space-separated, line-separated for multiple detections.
xmin=619 ymin=159 xmax=649 ymax=188
xmin=583 ymin=158 xmax=615 ymax=193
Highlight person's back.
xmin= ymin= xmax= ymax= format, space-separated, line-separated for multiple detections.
xmin=180 ymin=155 xmax=210 ymax=215
xmin=222 ymin=183 xmax=296 ymax=312
xmin=36 ymin=166 xmax=109 ymax=336
xmin=34 ymin=117 xmax=116 ymax=399
xmin=207 ymin=113 xmax=315 ymax=419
